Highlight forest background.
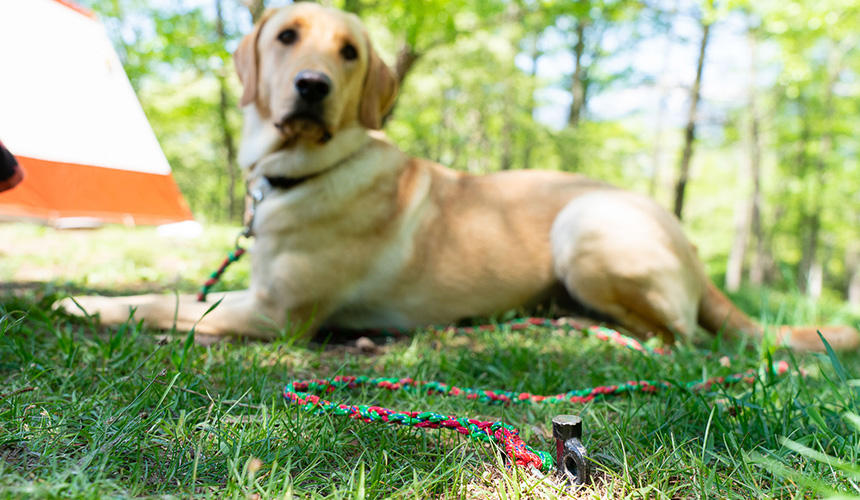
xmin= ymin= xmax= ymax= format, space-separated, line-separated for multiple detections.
xmin=78 ymin=0 xmax=860 ymax=311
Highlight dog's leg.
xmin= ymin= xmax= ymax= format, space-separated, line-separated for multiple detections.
xmin=60 ymin=291 xmax=303 ymax=340
xmin=550 ymin=192 xmax=703 ymax=343
xmin=552 ymin=265 xmax=696 ymax=343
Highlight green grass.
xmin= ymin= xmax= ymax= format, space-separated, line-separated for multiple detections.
xmin=0 ymin=223 xmax=250 ymax=294
xmin=1 ymin=223 xmax=860 ymax=498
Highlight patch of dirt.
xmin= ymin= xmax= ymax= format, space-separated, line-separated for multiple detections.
xmin=0 ymin=442 xmax=39 ymax=475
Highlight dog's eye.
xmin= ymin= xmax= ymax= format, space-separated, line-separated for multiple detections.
xmin=278 ymin=28 xmax=298 ymax=45
xmin=340 ymin=43 xmax=358 ymax=61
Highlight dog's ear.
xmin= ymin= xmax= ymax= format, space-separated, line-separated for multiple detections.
xmin=359 ymin=39 xmax=398 ymax=129
xmin=234 ymin=10 xmax=274 ymax=107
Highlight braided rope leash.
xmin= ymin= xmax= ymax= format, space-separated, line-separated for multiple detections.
xmin=283 ymin=385 xmax=553 ymax=472
xmin=197 ymin=246 xmax=245 ymax=302
xmin=282 ymin=321 xmax=792 ymax=475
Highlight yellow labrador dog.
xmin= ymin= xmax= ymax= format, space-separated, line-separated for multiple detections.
xmin=65 ymin=3 xmax=858 ymax=351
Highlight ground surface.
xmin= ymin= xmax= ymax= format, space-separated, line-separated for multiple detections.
xmin=1 ymin=223 xmax=860 ymax=499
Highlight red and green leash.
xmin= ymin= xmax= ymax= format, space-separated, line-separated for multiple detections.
xmin=200 ymin=247 xmax=794 ymax=476
xmin=197 ymin=247 xmax=246 ymax=302
xmin=282 ymin=321 xmax=790 ymax=474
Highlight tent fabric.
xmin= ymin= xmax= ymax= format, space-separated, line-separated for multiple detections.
xmin=0 ymin=157 xmax=192 ymax=226
xmin=0 ymin=0 xmax=193 ymax=225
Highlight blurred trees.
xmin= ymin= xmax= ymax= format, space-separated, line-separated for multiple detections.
xmin=755 ymin=0 xmax=860 ymax=301
xmin=77 ymin=0 xmax=859 ymax=305
xmin=672 ymin=0 xmax=712 ymax=220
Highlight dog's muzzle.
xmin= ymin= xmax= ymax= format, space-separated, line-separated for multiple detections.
xmin=274 ymin=105 xmax=332 ymax=145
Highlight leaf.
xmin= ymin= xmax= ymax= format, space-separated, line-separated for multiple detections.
xmin=817 ymin=330 xmax=849 ymax=383
xmin=781 ymin=437 xmax=860 ymax=478
xmin=843 ymin=413 xmax=860 ymax=434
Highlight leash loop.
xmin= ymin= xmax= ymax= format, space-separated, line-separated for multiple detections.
xmin=280 ymin=321 xmax=794 ymax=479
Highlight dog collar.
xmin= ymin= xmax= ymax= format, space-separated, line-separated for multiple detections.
xmin=264 ymin=172 xmax=319 ymax=191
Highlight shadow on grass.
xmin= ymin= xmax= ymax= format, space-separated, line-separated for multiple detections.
xmin=0 ymin=279 xmax=205 ymax=298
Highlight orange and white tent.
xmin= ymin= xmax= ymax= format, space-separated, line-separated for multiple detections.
xmin=0 ymin=0 xmax=193 ymax=226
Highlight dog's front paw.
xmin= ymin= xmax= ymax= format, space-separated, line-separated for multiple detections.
xmin=56 ymin=295 xmax=130 ymax=324
xmin=57 ymin=296 xmax=90 ymax=317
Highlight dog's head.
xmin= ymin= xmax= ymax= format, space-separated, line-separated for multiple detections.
xmin=235 ymin=3 xmax=397 ymax=152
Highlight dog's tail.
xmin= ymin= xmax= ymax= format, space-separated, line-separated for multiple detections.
xmin=697 ymin=281 xmax=860 ymax=351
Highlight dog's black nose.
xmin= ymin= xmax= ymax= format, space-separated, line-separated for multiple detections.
xmin=295 ymin=70 xmax=331 ymax=103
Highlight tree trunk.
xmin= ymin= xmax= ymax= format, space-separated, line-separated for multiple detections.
xmin=799 ymin=212 xmax=821 ymax=295
xmin=848 ymin=245 xmax=860 ymax=307
xmin=380 ymin=43 xmax=421 ymax=125
xmin=567 ymin=20 xmax=587 ymax=128
xmin=500 ymin=96 xmax=513 ymax=170
xmin=394 ymin=43 xmax=421 ymax=87
xmin=794 ymin=116 xmax=813 ymax=293
xmin=243 ymin=0 xmax=266 ymax=22
xmin=672 ymin=20 xmax=710 ymax=220
xmin=216 ymin=0 xmax=240 ymax=221
xmin=800 ymin=51 xmax=838 ymax=295
xmin=807 ymin=258 xmax=824 ymax=299
xmin=725 ymin=195 xmax=750 ymax=292
xmin=727 ymin=25 xmax=765 ymax=291
xmin=217 ymin=77 xmax=239 ymax=220
xmin=747 ymin=128 xmax=765 ymax=285
xmin=521 ymin=35 xmax=540 ymax=169
xmin=800 ymin=160 xmax=824 ymax=296
xmin=746 ymin=29 xmax=766 ymax=286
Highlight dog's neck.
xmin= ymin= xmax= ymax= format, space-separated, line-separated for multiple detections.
xmin=238 ymin=105 xmax=373 ymax=179
xmin=255 ymin=126 xmax=372 ymax=180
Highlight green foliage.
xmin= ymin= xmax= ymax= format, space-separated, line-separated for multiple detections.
xmin=0 ymin=224 xmax=251 ymax=294
xmin=756 ymin=0 xmax=860 ymax=296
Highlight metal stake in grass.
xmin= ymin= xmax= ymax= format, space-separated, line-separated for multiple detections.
xmin=552 ymin=415 xmax=590 ymax=485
